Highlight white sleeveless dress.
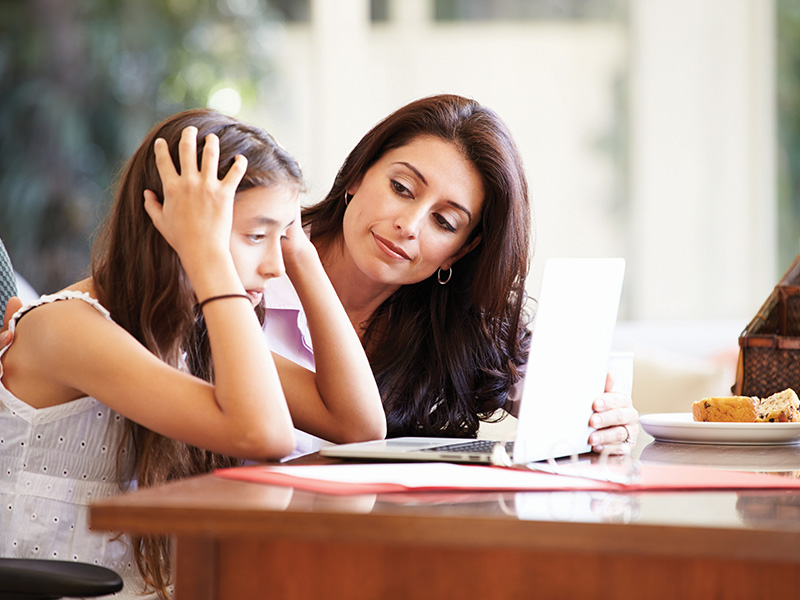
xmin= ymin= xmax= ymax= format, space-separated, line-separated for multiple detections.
xmin=0 ymin=291 xmax=158 ymax=598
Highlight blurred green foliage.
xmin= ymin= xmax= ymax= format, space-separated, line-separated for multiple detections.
xmin=778 ymin=0 xmax=800 ymax=267
xmin=0 ymin=0 xmax=282 ymax=294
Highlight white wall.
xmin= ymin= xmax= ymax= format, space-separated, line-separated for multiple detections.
xmin=246 ymin=0 xmax=777 ymax=326
xmin=628 ymin=0 xmax=776 ymax=321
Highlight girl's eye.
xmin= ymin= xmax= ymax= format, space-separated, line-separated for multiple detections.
xmin=247 ymin=234 xmax=266 ymax=243
xmin=391 ymin=180 xmax=412 ymax=197
xmin=434 ymin=213 xmax=456 ymax=233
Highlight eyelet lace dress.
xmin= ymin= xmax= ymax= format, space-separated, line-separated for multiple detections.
xmin=0 ymin=291 xmax=158 ymax=598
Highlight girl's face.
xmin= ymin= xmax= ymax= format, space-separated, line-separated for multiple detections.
xmin=229 ymin=184 xmax=298 ymax=306
xmin=342 ymin=135 xmax=484 ymax=289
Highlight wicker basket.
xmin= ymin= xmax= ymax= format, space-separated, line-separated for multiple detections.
xmin=733 ymin=254 xmax=800 ymax=398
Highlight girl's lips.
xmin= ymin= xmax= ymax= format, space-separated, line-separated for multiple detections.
xmin=373 ymin=232 xmax=411 ymax=260
xmin=246 ymin=290 xmax=264 ymax=304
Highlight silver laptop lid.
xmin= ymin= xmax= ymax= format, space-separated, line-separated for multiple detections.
xmin=512 ymin=258 xmax=625 ymax=463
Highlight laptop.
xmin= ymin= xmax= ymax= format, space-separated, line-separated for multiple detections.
xmin=320 ymin=257 xmax=625 ymax=465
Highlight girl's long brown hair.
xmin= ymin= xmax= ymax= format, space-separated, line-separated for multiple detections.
xmin=304 ymin=94 xmax=532 ymax=438
xmin=91 ymin=109 xmax=303 ymax=598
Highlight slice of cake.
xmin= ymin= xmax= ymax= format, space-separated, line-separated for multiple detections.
xmin=692 ymin=396 xmax=759 ymax=422
xmin=692 ymin=388 xmax=800 ymax=422
xmin=757 ymin=388 xmax=800 ymax=423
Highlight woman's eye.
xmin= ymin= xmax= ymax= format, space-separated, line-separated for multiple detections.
xmin=434 ymin=214 xmax=456 ymax=233
xmin=247 ymin=233 xmax=266 ymax=243
xmin=391 ymin=180 xmax=412 ymax=197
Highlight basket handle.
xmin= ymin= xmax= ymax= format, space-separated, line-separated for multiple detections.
xmin=732 ymin=347 xmax=745 ymax=395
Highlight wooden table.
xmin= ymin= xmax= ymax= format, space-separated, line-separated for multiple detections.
xmin=90 ymin=437 xmax=800 ymax=599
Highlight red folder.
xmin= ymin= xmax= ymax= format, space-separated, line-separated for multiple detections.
xmin=214 ymin=462 xmax=800 ymax=496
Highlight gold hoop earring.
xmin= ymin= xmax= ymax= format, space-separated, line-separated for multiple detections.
xmin=437 ymin=267 xmax=452 ymax=285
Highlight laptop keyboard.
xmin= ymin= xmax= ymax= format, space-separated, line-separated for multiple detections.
xmin=419 ymin=440 xmax=514 ymax=454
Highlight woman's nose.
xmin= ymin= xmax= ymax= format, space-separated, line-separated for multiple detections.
xmin=394 ymin=205 xmax=426 ymax=238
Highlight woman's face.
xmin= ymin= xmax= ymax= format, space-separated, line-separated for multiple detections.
xmin=229 ymin=184 xmax=298 ymax=306
xmin=342 ymin=135 xmax=484 ymax=289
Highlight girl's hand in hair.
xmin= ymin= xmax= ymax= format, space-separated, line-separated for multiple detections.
xmin=143 ymin=126 xmax=248 ymax=276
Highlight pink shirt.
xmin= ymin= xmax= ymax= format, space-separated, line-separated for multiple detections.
xmin=263 ymin=275 xmax=315 ymax=371
xmin=262 ymin=276 xmax=328 ymax=459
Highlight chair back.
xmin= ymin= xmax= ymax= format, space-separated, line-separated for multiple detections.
xmin=0 ymin=557 xmax=124 ymax=598
xmin=0 ymin=238 xmax=18 ymax=316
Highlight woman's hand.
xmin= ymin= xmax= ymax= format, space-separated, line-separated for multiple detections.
xmin=588 ymin=373 xmax=639 ymax=454
xmin=0 ymin=296 xmax=23 ymax=348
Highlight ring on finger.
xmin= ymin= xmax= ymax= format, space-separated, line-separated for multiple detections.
xmin=622 ymin=424 xmax=632 ymax=444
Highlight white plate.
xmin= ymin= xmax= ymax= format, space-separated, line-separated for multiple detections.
xmin=639 ymin=413 xmax=800 ymax=446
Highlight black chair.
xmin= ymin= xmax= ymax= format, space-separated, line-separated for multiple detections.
xmin=0 ymin=241 xmax=124 ymax=599
xmin=0 ymin=558 xmax=124 ymax=599
xmin=0 ymin=238 xmax=16 ymax=316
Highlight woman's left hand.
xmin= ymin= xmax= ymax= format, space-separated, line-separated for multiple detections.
xmin=588 ymin=373 xmax=639 ymax=454
xmin=1 ymin=296 xmax=23 ymax=348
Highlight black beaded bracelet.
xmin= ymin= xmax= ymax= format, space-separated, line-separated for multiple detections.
xmin=198 ymin=293 xmax=251 ymax=310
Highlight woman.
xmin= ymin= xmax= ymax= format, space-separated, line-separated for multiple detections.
xmin=264 ymin=93 xmax=638 ymax=451
xmin=0 ymin=109 xmax=383 ymax=599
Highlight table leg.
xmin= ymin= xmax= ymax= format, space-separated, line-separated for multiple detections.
xmin=175 ymin=535 xmax=217 ymax=600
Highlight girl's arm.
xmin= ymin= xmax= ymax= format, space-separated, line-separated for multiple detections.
xmin=7 ymin=298 xmax=294 ymax=460
xmin=272 ymin=218 xmax=386 ymax=443
xmin=144 ymin=127 xmax=295 ymax=457
xmin=2 ymin=128 xmax=295 ymax=460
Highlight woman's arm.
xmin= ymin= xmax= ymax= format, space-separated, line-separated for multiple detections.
xmin=0 ymin=296 xmax=22 ymax=347
xmin=273 ymin=218 xmax=386 ymax=443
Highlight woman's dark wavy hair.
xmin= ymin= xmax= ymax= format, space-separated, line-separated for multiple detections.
xmin=91 ymin=108 xmax=303 ymax=599
xmin=304 ymin=94 xmax=532 ymax=438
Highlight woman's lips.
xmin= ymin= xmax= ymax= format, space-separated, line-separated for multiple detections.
xmin=373 ymin=232 xmax=411 ymax=260
xmin=246 ymin=290 xmax=264 ymax=304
